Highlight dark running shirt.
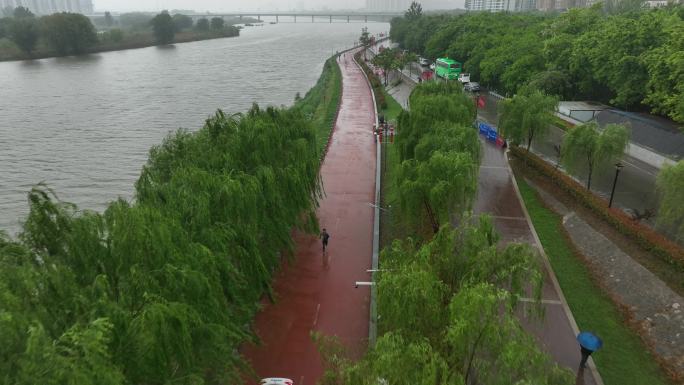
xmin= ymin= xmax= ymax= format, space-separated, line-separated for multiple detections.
xmin=321 ymin=232 xmax=330 ymax=243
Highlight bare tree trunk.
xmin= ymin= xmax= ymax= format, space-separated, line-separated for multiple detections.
xmin=526 ymin=131 xmax=534 ymax=152
xmin=423 ymin=199 xmax=440 ymax=234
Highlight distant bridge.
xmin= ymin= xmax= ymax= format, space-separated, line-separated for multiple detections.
xmin=182 ymin=11 xmax=403 ymax=23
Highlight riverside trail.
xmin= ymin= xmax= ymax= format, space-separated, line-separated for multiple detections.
xmin=243 ymin=50 xmax=377 ymax=384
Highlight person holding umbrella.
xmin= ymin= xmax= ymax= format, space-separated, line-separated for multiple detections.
xmin=577 ymin=331 xmax=603 ymax=369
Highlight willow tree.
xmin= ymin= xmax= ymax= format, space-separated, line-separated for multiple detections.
xmin=413 ymin=123 xmax=481 ymax=163
xmin=397 ymin=150 xmax=477 ymax=234
xmin=656 ymin=160 xmax=684 ymax=242
xmin=499 ymin=89 xmax=558 ymax=151
xmin=561 ymin=122 xmax=629 ymax=190
xmin=396 ymin=82 xmax=475 ymax=162
xmin=0 ymin=102 xmax=325 ymax=384
xmin=359 ymin=27 xmax=371 ymax=60
xmin=371 ymin=47 xmax=399 ymax=85
xmin=322 ymin=223 xmax=570 ymax=385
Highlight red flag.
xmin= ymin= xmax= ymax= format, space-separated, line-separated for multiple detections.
xmin=477 ymin=95 xmax=486 ymax=109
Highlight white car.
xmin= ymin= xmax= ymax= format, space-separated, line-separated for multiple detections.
xmin=458 ymin=73 xmax=471 ymax=83
xmin=419 ymin=57 xmax=430 ymax=66
xmin=261 ymin=379 xmax=293 ymax=385
xmin=429 ymin=63 xmax=435 ymax=71
xmin=464 ymin=82 xmax=480 ymax=92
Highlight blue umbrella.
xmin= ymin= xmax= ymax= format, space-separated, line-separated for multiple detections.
xmin=577 ymin=332 xmax=603 ymax=351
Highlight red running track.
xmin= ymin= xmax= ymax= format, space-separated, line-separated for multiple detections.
xmin=242 ymin=51 xmax=376 ymax=385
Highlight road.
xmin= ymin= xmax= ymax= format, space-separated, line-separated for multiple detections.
xmin=242 ymin=51 xmax=377 ymax=384
xmin=477 ymin=90 xmax=659 ymax=222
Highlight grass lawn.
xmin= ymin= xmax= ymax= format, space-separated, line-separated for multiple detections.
xmin=516 ymin=177 xmax=671 ymax=385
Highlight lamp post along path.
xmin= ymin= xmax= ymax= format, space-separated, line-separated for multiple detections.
xmin=609 ymin=162 xmax=624 ymax=208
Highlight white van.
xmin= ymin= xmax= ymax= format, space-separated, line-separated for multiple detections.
xmin=458 ymin=73 xmax=471 ymax=83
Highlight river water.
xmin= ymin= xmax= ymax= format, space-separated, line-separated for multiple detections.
xmin=0 ymin=22 xmax=388 ymax=234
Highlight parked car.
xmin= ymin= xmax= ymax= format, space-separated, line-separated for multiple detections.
xmin=464 ymin=82 xmax=480 ymax=92
xmin=458 ymin=73 xmax=471 ymax=83
xmin=419 ymin=57 xmax=430 ymax=66
xmin=429 ymin=63 xmax=435 ymax=71
xmin=261 ymin=379 xmax=293 ymax=385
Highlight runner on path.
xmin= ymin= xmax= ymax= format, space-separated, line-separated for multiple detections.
xmin=320 ymin=228 xmax=330 ymax=252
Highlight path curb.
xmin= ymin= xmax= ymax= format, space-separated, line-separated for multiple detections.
xmin=505 ymin=150 xmax=605 ymax=385
xmin=353 ymin=48 xmax=381 ymax=346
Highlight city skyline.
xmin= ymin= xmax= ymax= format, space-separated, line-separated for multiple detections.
xmin=0 ymin=0 xmax=93 ymax=13
xmin=92 ymin=0 xmax=367 ymax=12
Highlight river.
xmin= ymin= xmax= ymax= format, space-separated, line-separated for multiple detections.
xmin=0 ymin=22 xmax=388 ymax=234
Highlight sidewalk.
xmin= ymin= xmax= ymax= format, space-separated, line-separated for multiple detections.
xmin=383 ymin=66 xmax=601 ymax=384
xmin=242 ymin=51 xmax=377 ymax=384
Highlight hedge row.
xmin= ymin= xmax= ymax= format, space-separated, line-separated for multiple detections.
xmin=511 ymin=146 xmax=684 ymax=271
xmin=354 ymin=51 xmax=388 ymax=110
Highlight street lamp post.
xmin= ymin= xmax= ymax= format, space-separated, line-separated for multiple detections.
xmin=608 ymin=162 xmax=624 ymax=208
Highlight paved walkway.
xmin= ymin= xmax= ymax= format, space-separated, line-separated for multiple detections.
xmin=242 ymin=51 xmax=376 ymax=384
xmin=381 ymin=62 xmax=601 ymax=385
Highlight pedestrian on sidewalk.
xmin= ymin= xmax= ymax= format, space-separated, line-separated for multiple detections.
xmin=320 ymin=228 xmax=330 ymax=252
xmin=577 ymin=331 xmax=602 ymax=369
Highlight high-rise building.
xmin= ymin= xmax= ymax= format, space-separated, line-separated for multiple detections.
xmin=0 ymin=0 xmax=93 ymax=14
xmin=366 ymin=0 xmax=412 ymax=11
xmin=465 ymin=0 xmax=536 ymax=11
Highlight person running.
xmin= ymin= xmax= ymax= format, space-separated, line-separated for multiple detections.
xmin=320 ymin=228 xmax=330 ymax=252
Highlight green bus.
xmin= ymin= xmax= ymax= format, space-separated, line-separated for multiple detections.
xmin=435 ymin=58 xmax=462 ymax=80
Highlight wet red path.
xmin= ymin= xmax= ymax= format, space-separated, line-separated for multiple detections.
xmin=242 ymin=52 xmax=376 ymax=385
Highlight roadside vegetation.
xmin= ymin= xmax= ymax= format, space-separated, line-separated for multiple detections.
xmin=656 ymin=161 xmax=684 ymax=243
xmin=0 ymin=7 xmax=240 ymax=61
xmin=0 ymin=54 xmax=342 ymax=384
xmin=390 ymin=5 xmax=684 ymax=123
xmin=515 ymin=177 xmax=670 ymax=385
xmin=317 ymin=81 xmax=575 ymax=385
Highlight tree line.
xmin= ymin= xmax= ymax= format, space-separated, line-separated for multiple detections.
xmin=0 ymin=7 xmax=239 ymax=57
xmin=316 ymin=82 xmax=575 ymax=385
xmin=390 ymin=4 xmax=684 ymax=123
xmin=0 ymin=101 xmax=325 ymax=382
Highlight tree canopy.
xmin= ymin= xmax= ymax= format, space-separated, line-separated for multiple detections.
xmin=0 ymin=100 xmax=325 ymax=383
xmin=499 ymin=89 xmax=558 ymax=151
xmin=561 ymin=122 xmax=629 ymax=190
xmin=371 ymin=47 xmax=400 ymax=85
xmin=41 ymin=13 xmax=98 ymax=55
xmin=394 ymin=82 xmax=479 ymax=234
xmin=210 ymin=17 xmax=225 ymax=30
xmin=7 ymin=16 xmax=38 ymax=54
xmin=656 ymin=161 xmax=684 ymax=242
xmin=151 ymin=11 xmax=175 ymax=44
xmin=319 ymin=223 xmax=570 ymax=385
xmin=405 ymin=1 xmax=423 ymax=21
xmin=13 ymin=6 xmax=33 ymax=18
xmin=195 ymin=18 xmax=210 ymax=32
xmin=172 ymin=13 xmax=193 ymax=31
xmin=389 ymin=7 xmax=684 ymax=123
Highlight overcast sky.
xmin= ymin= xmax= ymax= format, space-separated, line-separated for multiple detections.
xmin=92 ymin=0 xmax=367 ymax=12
